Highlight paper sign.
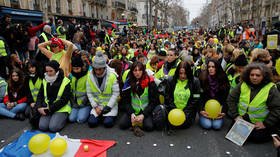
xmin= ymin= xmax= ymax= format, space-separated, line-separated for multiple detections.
xmin=267 ymin=34 xmax=278 ymax=49
xmin=225 ymin=118 xmax=254 ymax=146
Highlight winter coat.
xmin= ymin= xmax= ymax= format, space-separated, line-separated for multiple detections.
xmin=36 ymin=70 xmax=71 ymax=114
xmin=227 ymin=82 xmax=280 ymax=128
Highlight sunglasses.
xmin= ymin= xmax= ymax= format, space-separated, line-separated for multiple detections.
xmin=50 ymin=44 xmax=58 ymax=48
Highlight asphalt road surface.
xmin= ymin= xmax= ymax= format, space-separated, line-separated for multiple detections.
xmin=0 ymin=117 xmax=276 ymax=157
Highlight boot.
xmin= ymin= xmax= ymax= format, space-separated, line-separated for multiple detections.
xmin=133 ymin=126 xmax=144 ymax=137
xmin=15 ymin=113 xmax=25 ymax=121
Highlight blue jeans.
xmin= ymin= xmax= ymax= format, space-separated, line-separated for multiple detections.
xmin=199 ymin=115 xmax=224 ymax=130
xmin=69 ymin=106 xmax=91 ymax=123
xmin=0 ymin=103 xmax=27 ymax=118
xmin=88 ymin=114 xmax=116 ymax=128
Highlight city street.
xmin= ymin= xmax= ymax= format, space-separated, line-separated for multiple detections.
xmin=0 ymin=117 xmax=276 ymax=157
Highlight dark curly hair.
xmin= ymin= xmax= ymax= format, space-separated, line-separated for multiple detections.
xmin=241 ymin=63 xmax=272 ymax=86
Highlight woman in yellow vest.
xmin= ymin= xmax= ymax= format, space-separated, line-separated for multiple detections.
xmin=227 ymin=63 xmax=280 ymax=142
xmin=38 ymin=37 xmax=74 ymax=77
xmin=119 ymin=61 xmax=159 ymax=137
xmin=87 ymin=51 xmax=119 ymax=128
xmin=164 ymin=61 xmax=201 ymax=129
xmin=69 ymin=56 xmax=91 ymax=123
xmin=154 ymin=48 xmax=180 ymax=80
xmin=24 ymin=60 xmax=43 ymax=118
xmin=36 ymin=60 xmax=71 ymax=132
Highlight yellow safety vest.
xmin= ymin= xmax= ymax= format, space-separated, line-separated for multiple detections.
xmin=238 ymin=82 xmax=274 ymax=123
xmin=0 ymin=40 xmax=7 ymax=57
xmin=40 ymin=32 xmax=51 ymax=50
xmin=51 ymin=50 xmax=65 ymax=63
xmin=56 ymin=26 xmax=66 ymax=40
xmin=29 ymin=78 xmax=42 ymax=102
xmin=43 ymin=77 xmax=71 ymax=113
xmin=155 ymin=61 xmax=180 ymax=79
xmin=87 ymin=73 xmax=117 ymax=107
xmin=131 ymin=87 xmax=149 ymax=115
xmin=174 ymin=80 xmax=190 ymax=109
xmin=71 ymin=73 xmax=88 ymax=105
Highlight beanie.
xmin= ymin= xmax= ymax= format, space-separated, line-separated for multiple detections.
xmin=46 ymin=60 xmax=60 ymax=72
xmin=71 ymin=56 xmax=84 ymax=67
xmin=92 ymin=51 xmax=106 ymax=68
xmin=234 ymin=54 xmax=248 ymax=66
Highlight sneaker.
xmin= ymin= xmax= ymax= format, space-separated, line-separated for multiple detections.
xmin=15 ymin=113 xmax=25 ymax=121
xmin=133 ymin=126 xmax=144 ymax=137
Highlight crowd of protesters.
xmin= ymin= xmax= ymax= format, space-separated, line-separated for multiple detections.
xmin=1 ymin=14 xmax=280 ymax=151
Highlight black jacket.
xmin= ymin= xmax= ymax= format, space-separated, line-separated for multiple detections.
xmin=227 ymin=82 xmax=280 ymax=128
xmin=36 ymin=70 xmax=71 ymax=114
xmin=164 ymin=77 xmax=201 ymax=125
xmin=121 ymin=78 xmax=159 ymax=117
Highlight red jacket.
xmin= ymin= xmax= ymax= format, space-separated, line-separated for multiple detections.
xmin=28 ymin=22 xmax=47 ymax=37
xmin=3 ymin=95 xmax=27 ymax=104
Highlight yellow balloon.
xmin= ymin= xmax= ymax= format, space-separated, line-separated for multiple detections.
xmin=205 ymin=99 xmax=222 ymax=119
xmin=28 ymin=133 xmax=50 ymax=155
xmin=50 ymin=138 xmax=67 ymax=157
xmin=168 ymin=109 xmax=186 ymax=126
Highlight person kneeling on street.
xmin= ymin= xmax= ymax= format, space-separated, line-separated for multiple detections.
xmin=87 ymin=51 xmax=119 ymax=128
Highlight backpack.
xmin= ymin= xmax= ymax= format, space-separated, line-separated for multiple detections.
xmin=152 ymin=104 xmax=168 ymax=130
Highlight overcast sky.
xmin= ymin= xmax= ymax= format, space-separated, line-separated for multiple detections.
xmin=182 ymin=0 xmax=208 ymax=22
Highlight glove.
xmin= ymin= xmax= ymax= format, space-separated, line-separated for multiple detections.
xmin=101 ymin=106 xmax=112 ymax=115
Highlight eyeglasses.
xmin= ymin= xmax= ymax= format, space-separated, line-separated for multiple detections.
xmin=50 ymin=44 xmax=58 ymax=48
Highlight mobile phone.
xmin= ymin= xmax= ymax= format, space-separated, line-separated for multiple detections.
xmin=272 ymin=134 xmax=280 ymax=140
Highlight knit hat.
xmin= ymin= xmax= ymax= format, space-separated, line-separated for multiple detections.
xmin=50 ymin=37 xmax=64 ymax=49
xmin=92 ymin=51 xmax=106 ymax=68
xmin=46 ymin=60 xmax=60 ymax=72
xmin=234 ymin=54 xmax=248 ymax=66
xmin=71 ymin=56 xmax=84 ymax=67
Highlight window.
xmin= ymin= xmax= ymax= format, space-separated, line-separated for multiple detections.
xmin=10 ymin=0 xmax=20 ymax=8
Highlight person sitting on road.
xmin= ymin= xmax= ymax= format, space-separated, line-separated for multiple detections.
xmin=24 ymin=60 xmax=43 ymax=118
xmin=227 ymin=63 xmax=280 ymax=143
xmin=199 ymin=59 xmax=230 ymax=130
xmin=36 ymin=60 xmax=72 ymax=132
xmin=0 ymin=68 xmax=27 ymax=121
xmin=87 ymin=51 xmax=119 ymax=128
xmin=164 ymin=61 xmax=200 ymax=129
xmin=69 ymin=55 xmax=91 ymax=123
xmin=119 ymin=61 xmax=159 ymax=137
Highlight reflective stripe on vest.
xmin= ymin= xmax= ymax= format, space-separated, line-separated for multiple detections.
xmin=41 ymin=32 xmax=50 ymax=50
xmin=87 ymin=73 xmax=116 ymax=106
xmin=0 ymin=40 xmax=7 ymax=57
xmin=29 ymin=78 xmax=42 ymax=102
xmin=71 ymin=73 xmax=88 ymax=105
xmin=43 ymin=77 xmax=71 ymax=113
xmin=238 ymin=82 xmax=274 ymax=123
xmin=56 ymin=26 xmax=66 ymax=40
xmin=122 ymin=69 xmax=130 ymax=83
xmin=131 ymin=87 xmax=149 ymax=115
xmin=51 ymin=50 xmax=65 ymax=63
xmin=174 ymin=80 xmax=190 ymax=109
